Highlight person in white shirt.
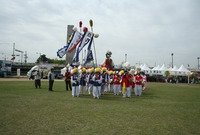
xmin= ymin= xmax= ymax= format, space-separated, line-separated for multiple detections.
xmin=34 ymin=69 xmax=41 ymax=88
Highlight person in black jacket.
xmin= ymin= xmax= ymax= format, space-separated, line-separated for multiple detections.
xmin=48 ymin=68 xmax=55 ymax=91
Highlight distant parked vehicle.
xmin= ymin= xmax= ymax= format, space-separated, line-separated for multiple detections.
xmin=0 ymin=60 xmax=12 ymax=77
xmin=54 ymin=70 xmax=64 ymax=79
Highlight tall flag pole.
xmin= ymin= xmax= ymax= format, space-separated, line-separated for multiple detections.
xmin=89 ymin=19 xmax=97 ymax=68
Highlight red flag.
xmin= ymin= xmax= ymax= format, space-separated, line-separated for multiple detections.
xmin=11 ymin=57 xmax=15 ymax=60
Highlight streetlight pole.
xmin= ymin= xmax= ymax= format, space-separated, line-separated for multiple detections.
xmin=15 ymin=49 xmax=24 ymax=65
xmin=125 ymin=54 xmax=127 ymax=62
xmin=171 ymin=53 xmax=174 ymax=68
xmin=197 ymin=57 xmax=200 ymax=69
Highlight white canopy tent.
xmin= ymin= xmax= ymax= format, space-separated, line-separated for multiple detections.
xmin=152 ymin=65 xmax=161 ymax=75
xmin=140 ymin=63 xmax=152 ymax=75
xmin=158 ymin=64 xmax=169 ymax=76
xmin=177 ymin=65 xmax=191 ymax=76
xmin=170 ymin=65 xmax=179 ymax=76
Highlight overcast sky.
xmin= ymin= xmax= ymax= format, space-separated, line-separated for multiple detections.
xmin=0 ymin=0 xmax=200 ymax=68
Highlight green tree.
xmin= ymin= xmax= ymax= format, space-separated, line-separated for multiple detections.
xmin=36 ymin=54 xmax=65 ymax=64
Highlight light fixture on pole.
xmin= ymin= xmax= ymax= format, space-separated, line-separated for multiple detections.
xmin=125 ymin=54 xmax=127 ymax=62
xmin=171 ymin=53 xmax=174 ymax=68
xmin=197 ymin=57 xmax=200 ymax=69
xmin=15 ymin=49 xmax=24 ymax=65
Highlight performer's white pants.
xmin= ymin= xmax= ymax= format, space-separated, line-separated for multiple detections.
xmin=88 ymin=84 xmax=93 ymax=94
xmin=72 ymin=86 xmax=80 ymax=97
xmin=123 ymin=87 xmax=131 ymax=98
xmin=79 ymin=85 xmax=86 ymax=95
xmin=101 ymin=84 xmax=107 ymax=94
xmin=134 ymin=84 xmax=142 ymax=96
xmin=108 ymin=84 xmax=113 ymax=91
xmin=113 ymin=84 xmax=121 ymax=95
xmin=93 ymin=86 xmax=101 ymax=98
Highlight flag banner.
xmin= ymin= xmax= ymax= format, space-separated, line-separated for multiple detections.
xmin=84 ymin=35 xmax=94 ymax=65
xmin=66 ymin=30 xmax=82 ymax=53
xmin=11 ymin=57 xmax=15 ymax=60
xmin=57 ymin=46 xmax=68 ymax=58
xmin=84 ymin=50 xmax=94 ymax=65
xmin=72 ymin=31 xmax=94 ymax=63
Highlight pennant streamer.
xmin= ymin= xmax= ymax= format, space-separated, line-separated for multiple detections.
xmin=66 ymin=30 xmax=82 ymax=53
xmin=84 ymin=35 xmax=94 ymax=65
xmin=11 ymin=57 xmax=15 ymax=60
xmin=56 ymin=30 xmax=82 ymax=58
xmin=84 ymin=50 xmax=94 ymax=65
xmin=72 ymin=31 xmax=94 ymax=63
xmin=57 ymin=46 xmax=68 ymax=58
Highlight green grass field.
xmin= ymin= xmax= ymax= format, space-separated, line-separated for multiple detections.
xmin=0 ymin=79 xmax=200 ymax=135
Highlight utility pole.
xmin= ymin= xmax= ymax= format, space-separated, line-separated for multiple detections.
xmin=24 ymin=51 xmax=28 ymax=64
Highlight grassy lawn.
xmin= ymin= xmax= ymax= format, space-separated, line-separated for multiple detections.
xmin=0 ymin=79 xmax=200 ymax=135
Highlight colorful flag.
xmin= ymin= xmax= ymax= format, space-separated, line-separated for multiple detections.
xmin=11 ymin=57 xmax=15 ymax=60
xmin=72 ymin=31 xmax=94 ymax=63
xmin=84 ymin=50 xmax=94 ymax=65
xmin=56 ymin=30 xmax=82 ymax=58
xmin=57 ymin=46 xmax=68 ymax=58
xmin=84 ymin=35 xmax=94 ymax=65
xmin=66 ymin=30 xmax=82 ymax=53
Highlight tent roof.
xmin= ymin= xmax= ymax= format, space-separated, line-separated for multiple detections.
xmin=159 ymin=64 xmax=168 ymax=71
xmin=152 ymin=65 xmax=160 ymax=70
xmin=177 ymin=65 xmax=190 ymax=72
xmin=141 ymin=63 xmax=151 ymax=70
xmin=171 ymin=65 xmax=178 ymax=71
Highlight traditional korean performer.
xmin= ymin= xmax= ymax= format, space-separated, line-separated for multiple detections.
xmin=134 ymin=71 xmax=143 ymax=96
xmin=113 ymin=71 xmax=121 ymax=95
xmin=92 ymin=67 xmax=102 ymax=99
xmin=71 ymin=67 xmax=80 ymax=97
xmin=79 ymin=67 xmax=87 ymax=95
xmin=87 ymin=67 xmax=94 ymax=95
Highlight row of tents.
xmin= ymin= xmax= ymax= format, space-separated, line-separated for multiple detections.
xmin=139 ymin=64 xmax=191 ymax=77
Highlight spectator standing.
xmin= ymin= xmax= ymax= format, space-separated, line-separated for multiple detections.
xmin=34 ymin=69 xmax=41 ymax=88
xmin=48 ymin=68 xmax=55 ymax=91
xmin=64 ymin=68 xmax=72 ymax=91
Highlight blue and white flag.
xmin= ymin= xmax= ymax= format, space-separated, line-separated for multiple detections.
xmin=84 ymin=35 xmax=94 ymax=65
xmin=57 ymin=46 xmax=68 ymax=58
xmin=84 ymin=50 xmax=94 ymax=65
xmin=66 ymin=30 xmax=82 ymax=53
xmin=56 ymin=30 xmax=82 ymax=58
xmin=72 ymin=31 xmax=94 ymax=63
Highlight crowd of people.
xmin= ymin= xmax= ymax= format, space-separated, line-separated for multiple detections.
xmin=64 ymin=66 xmax=147 ymax=99
xmin=31 ymin=66 xmax=148 ymax=99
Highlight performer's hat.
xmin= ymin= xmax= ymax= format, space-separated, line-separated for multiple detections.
xmin=109 ymin=70 xmax=113 ymax=75
xmin=95 ymin=67 xmax=101 ymax=73
xmin=71 ymin=67 xmax=78 ymax=74
xmin=89 ymin=67 xmax=94 ymax=73
xmin=119 ymin=70 xmax=124 ymax=75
